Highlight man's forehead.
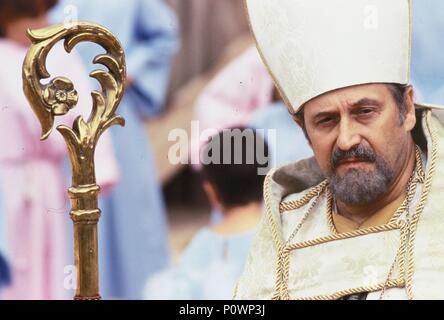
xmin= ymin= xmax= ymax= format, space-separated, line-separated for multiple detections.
xmin=303 ymin=83 xmax=391 ymax=113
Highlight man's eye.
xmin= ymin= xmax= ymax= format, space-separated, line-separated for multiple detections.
xmin=358 ymin=108 xmax=374 ymax=115
xmin=317 ymin=117 xmax=334 ymax=125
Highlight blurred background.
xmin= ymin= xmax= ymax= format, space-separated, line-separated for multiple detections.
xmin=0 ymin=0 xmax=443 ymax=300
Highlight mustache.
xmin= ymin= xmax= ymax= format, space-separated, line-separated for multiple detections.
xmin=331 ymin=145 xmax=376 ymax=169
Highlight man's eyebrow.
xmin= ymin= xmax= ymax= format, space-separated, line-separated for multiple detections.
xmin=311 ymin=98 xmax=382 ymax=121
xmin=350 ymin=98 xmax=382 ymax=108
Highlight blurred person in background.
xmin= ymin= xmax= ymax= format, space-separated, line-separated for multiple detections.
xmin=51 ymin=0 xmax=180 ymax=299
xmin=191 ymin=46 xmax=273 ymax=226
xmin=249 ymin=87 xmax=313 ymax=167
xmin=144 ymin=127 xmax=268 ymax=299
xmin=192 ymin=46 xmax=314 ymax=223
xmin=0 ymin=0 xmax=119 ymax=299
xmin=191 ymin=46 xmax=274 ymax=171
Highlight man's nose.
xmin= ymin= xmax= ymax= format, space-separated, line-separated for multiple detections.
xmin=336 ymin=119 xmax=361 ymax=151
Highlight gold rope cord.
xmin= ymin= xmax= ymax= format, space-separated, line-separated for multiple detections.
xmin=379 ymin=146 xmax=425 ymax=299
xmin=279 ymin=194 xmax=322 ymax=299
xmin=279 ymin=180 xmax=328 ymax=213
xmin=296 ymin=280 xmax=405 ymax=301
xmin=405 ymin=113 xmax=438 ymax=300
xmin=263 ymin=169 xmax=284 ymax=251
xmin=269 ymin=141 xmax=431 ymax=300
xmin=269 ymin=178 xmax=327 ymax=299
xmin=378 ymin=220 xmax=409 ymax=300
xmin=286 ymin=222 xmax=400 ymax=251
xmin=379 ymin=174 xmax=419 ymax=299
xmin=262 ymin=169 xmax=286 ymax=299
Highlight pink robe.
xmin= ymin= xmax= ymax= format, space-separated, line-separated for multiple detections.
xmin=0 ymin=39 xmax=119 ymax=300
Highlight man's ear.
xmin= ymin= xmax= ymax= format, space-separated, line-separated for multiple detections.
xmin=291 ymin=113 xmax=312 ymax=147
xmin=292 ymin=113 xmax=304 ymax=128
xmin=403 ymin=86 xmax=416 ymax=132
xmin=291 ymin=113 xmax=305 ymax=129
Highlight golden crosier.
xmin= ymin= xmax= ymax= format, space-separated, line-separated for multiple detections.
xmin=22 ymin=22 xmax=127 ymax=300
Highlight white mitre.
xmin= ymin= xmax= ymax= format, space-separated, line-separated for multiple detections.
xmin=245 ymin=0 xmax=444 ymax=113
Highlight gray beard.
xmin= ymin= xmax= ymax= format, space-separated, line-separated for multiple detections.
xmin=328 ymin=159 xmax=394 ymax=205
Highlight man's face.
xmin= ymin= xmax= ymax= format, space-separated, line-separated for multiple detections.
xmin=302 ymin=83 xmax=415 ymax=205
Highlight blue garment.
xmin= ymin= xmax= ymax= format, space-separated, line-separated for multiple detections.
xmin=51 ymin=0 xmax=179 ymax=299
xmin=0 ymin=172 xmax=6 ymax=257
xmin=249 ymin=101 xmax=313 ymax=167
xmin=0 ymin=253 xmax=10 ymax=290
xmin=0 ymin=172 xmax=10 ymax=290
xmin=144 ymin=227 xmax=256 ymax=300
xmin=411 ymin=0 xmax=444 ymax=105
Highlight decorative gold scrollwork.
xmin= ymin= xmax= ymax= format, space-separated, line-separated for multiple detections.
xmin=22 ymin=22 xmax=127 ymax=300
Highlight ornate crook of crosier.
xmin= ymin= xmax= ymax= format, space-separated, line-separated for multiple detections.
xmin=23 ymin=22 xmax=126 ymax=184
xmin=22 ymin=22 xmax=126 ymax=300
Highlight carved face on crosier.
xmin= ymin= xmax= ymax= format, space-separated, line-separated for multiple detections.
xmin=43 ymin=77 xmax=78 ymax=115
xmin=301 ymin=83 xmax=416 ymax=205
